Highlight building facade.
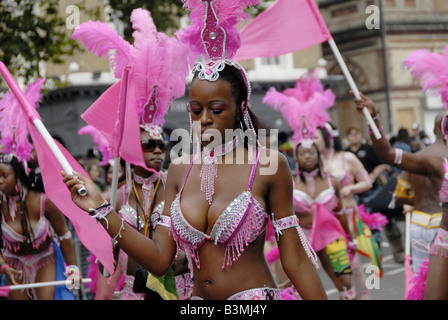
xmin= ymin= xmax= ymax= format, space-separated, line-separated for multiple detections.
xmin=318 ymin=0 xmax=448 ymax=139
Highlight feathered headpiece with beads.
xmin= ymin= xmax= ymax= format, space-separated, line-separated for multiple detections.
xmin=72 ymin=8 xmax=194 ymax=139
xmin=178 ymin=0 xmax=259 ymax=101
xmin=0 ymin=78 xmax=46 ymax=162
xmin=263 ymin=71 xmax=335 ymax=148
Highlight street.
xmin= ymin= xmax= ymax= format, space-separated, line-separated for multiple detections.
xmin=320 ymin=219 xmax=407 ymax=300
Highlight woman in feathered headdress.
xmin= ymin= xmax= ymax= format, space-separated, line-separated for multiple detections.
xmin=63 ymin=0 xmax=328 ymax=300
xmin=354 ymin=46 xmax=448 ymax=300
xmin=72 ymin=8 xmax=194 ymax=300
xmin=264 ymin=72 xmax=358 ymax=299
xmin=0 ymin=79 xmax=77 ymax=300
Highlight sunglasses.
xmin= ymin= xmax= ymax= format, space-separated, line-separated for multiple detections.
xmin=141 ymin=140 xmax=167 ymax=153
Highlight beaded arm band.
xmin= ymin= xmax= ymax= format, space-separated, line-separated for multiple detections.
xmin=271 ymin=214 xmax=319 ymax=269
xmin=89 ymin=200 xmax=113 ymax=230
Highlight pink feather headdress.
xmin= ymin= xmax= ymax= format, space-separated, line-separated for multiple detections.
xmin=263 ymin=71 xmax=335 ymax=147
xmin=404 ymin=46 xmax=448 ymax=107
xmin=178 ymin=0 xmax=259 ymax=101
xmin=78 ymin=125 xmax=112 ymax=166
xmin=404 ymin=46 xmax=448 ymax=141
xmin=72 ymin=8 xmax=194 ymax=138
xmin=0 ymin=78 xmax=46 ymax=162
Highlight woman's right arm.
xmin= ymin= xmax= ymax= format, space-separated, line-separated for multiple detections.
xmin=354 ymin=93 xmax=441 ymax=176
xmin=62 ymin=166 xmax=179 ymax=277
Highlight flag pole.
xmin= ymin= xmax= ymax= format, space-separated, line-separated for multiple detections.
xmin=0 ymin=278 xmax=92 ymax=297
xmin=404 ymin=211 xmax=413 ymax=298
xmin=0 ymin=62 xmax=87 ymax=195
xmin=327 ymin=39 xmax=382 ymax=140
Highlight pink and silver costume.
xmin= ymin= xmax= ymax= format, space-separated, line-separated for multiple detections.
xmin=1 ymin=194 xmax=55 ymax=295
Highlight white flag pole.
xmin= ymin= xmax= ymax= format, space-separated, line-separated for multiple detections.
xmin=327 ymin=39 xmax=382 ymax=140
xmin=6 ymin=278 xmax=92 ymax=291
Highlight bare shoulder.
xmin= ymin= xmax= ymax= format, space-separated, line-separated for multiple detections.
xmin=166 ymin=154 xmax=193 ymax=188
xmin=257 ymin=148 xmax=292 ymax=182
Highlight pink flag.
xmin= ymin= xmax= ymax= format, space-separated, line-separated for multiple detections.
xmin=23 ymin=114 xmax=115 ymax=275
xmin=0 ymin=62 xmax=115 ymax=275
xmin=81 ymin=67 xmax=152 ymax=172
xmin=234 ymin=0 xmax=332 ymax=61
xmin=310 ymin=203 xmax=347 ymax=252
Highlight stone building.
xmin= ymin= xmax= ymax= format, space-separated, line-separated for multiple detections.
xmin=318 ymin=0 xmax=448 ymax=140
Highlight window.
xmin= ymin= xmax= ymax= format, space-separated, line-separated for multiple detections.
xmin=261 ymin=57 xmax=280 ymax=66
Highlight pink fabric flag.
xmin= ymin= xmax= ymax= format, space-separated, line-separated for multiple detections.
xmin=81 ymin=67 xmax=152 ymax=172
xmin=24 ymin=116 xmax=115 ymax=275
xmin=234 ymin=0 xmax=332 ymax=61
xmin=310 ymin=203 xmax=347 ymax=252
xmin=0 ymin=61 xmax=115 ymax=275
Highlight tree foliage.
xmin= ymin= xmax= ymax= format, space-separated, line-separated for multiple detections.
xmin=0 ymin=0 xmax=81 ymax=81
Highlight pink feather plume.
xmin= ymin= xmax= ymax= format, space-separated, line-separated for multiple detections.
xmin=403 ymin=46 xmax=448 ymax=107
xmin=78 ymin=125 xmax=112 ymax=166
xmin=0 ymin=78 xmax=46 ymax=162
xmin=73 ymin=8 xmax=193 ymax=127
xmin=357 ymin=204 xmax=388 ymax=231
xmin=72 ymin=20 xmax=132 ymax=79
xmin=406 ymin=258 xmax=429 ymax=300
xmin=179 ymin=0 xmax=260 ymax=59
xmin=263 ymin=71 xmax=335 ymax=146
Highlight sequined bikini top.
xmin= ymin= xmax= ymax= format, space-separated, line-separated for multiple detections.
xmin=293 ymin=176 xmax=339 ymax=213
xmin=1 ymin=194 xmax=52 ymax=253
xmin=170 ymin=149 xmax=269 ymax=270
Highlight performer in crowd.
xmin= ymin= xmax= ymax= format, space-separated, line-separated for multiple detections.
xmin=0 ymin=79 xmax=77 ymax=300
xmin=354 ymin=46 xmax=448 ymax=299
xmin=62 ymin=0 xmax=327 ymax=300
xmin=72 ymin=8 xmax=193 ymax=300
xmin=314 ymin=122 xmax=378 ymax=299
xmin=263 ymin=72 xmax=355 ymax=299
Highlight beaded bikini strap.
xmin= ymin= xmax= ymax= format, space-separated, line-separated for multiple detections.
xmin=247 ymin=148 xmax=263 ymax=192
xmin=179 ymin=156 xmax=196 ymax=194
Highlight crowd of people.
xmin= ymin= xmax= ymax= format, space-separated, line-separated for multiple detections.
xmin=1 ymin=1 xmax=448 ymax=302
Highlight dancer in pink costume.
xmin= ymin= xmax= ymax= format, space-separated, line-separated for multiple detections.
xmin=264 ymin=72 xmax=355 ymax=299
xmin=72 ymin=8 xmax=192 ymax=300
xmin=62 ymin=0 xmax=327 ymax=300
xmin=355 ymin=46 xmax=448 ymax=299
xmin=0 ymin=79 xmax=76 ymax=300
xmin=314 ymin=122 xmax=374 ymax=299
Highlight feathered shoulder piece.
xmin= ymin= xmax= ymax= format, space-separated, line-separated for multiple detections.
xmin=404 ymin=46 xmax=448 ymax=107
xmin=0 ymin=78 xmax=46 ymax=162
xmin=72 ymin=8 xmax=194 ymax=128
xmin=263 ymin=71 xmax=335 ymax=146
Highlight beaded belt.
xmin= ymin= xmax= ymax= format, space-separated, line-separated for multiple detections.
xmin=411 ymin=211 xmax=442 ymax=229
